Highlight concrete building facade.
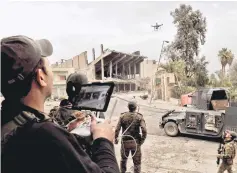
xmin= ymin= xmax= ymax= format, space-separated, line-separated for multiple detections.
xmin=140 ymin=59 xmax=159 ymax=79
xmin=51 ymin=44 xmax=148 ymax=99
xmin=153 ymin=68 xmax=176 ymax=101
xmin=52 ymin=67 xmax=75 ymax=99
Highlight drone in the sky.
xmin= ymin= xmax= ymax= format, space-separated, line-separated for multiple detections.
xmin=151 ymin=23 xmax=163 ymax=31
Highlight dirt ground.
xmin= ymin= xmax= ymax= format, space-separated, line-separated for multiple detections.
xmin=44 ymin=92 xmax=237 ymax=173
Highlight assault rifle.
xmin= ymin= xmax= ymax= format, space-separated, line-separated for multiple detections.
xmin=217 ymin=142 xmax=222 ymax=165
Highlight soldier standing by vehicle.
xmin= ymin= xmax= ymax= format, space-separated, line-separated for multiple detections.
xmin=217 ymin=130 xmax=236 ymax=173
xmin=115 ymin=101 xmax=147 ymax=173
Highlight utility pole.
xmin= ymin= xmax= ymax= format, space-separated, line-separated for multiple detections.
xmin=149 ymin=23 xmax=169 ymax=104
xmin=158 ymin=40 xmax=169 ymax=65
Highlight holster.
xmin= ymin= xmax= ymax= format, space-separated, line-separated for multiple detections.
xmin=121 ymin=139 xmax=140 ymax=149
xmin=223 ymin=157 xmax=233 ymax=165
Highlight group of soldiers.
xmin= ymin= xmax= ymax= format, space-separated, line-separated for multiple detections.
xmin=49 ymin=73 xmax=235 ymax=173
xmin=49 ymin=72 xmax=147 ymax=173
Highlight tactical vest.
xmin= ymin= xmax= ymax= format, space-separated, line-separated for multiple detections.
xmin=1 ymin=111 xmax=50 ymax=153
xmin=223 ymin=141 xmax=236 ymax=165
xmin=48 ymin=106 xmax=76 ymax=127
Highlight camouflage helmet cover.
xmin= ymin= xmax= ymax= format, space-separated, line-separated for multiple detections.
xmin=223 ymin=130 xmax=237 ymax=140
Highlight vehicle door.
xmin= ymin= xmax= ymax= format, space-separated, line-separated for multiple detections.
xmin=185 ymin=112 xmax=202 ymax=134
xmin=203 ymin=112 xmax=223 ymax=136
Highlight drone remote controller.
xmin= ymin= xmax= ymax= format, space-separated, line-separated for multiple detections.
xmin=69 ymin=99 xmax=117 ymax=143
xmin=69 ymin=116 xmax=105 ymax=143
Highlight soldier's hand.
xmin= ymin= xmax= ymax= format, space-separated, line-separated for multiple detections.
xmin=217 ymin=154 xmax=221 ymax=158
xmin=91 ymin=116 xmax=115 ymax=143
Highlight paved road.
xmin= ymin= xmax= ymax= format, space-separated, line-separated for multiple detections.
xmin=45 ymin=96 xmax=237 ymax=173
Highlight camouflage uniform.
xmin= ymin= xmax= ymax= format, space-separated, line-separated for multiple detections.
xmin=48 ymin=105 xmax=76 ymax=128
xmin=217 ymin=140 xmax=236 ymax=173
xmin=49 ymin=106 xmax=93 ymax=156
xmin=115 ymin=111 xmax=147 ymax=173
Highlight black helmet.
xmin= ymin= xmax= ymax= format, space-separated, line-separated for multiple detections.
xmin=66 ymin=72 xmax=88 ymax=99
xmin=59 ymin=99 xmax=72 ymax=108
xmin=128 ymin=101 xmax=137 ymax=111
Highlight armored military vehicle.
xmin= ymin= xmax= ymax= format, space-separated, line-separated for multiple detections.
xmin=159 ymin=88 xmax=237 ymax=138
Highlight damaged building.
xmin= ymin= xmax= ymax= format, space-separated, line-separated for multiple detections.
xmin=51 ymin=44 xmax=149 ymax=98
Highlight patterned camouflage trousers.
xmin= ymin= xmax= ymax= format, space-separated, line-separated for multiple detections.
xmin=217 ymin=162 xmax=233 ymax=173
xmin=120 ymin=140 xmax=141 ymax=173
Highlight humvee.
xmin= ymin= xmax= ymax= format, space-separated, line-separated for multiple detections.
xmin=159 ymin=88 xmax=237 ymax=138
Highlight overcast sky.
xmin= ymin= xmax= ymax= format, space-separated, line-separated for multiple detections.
xmin=0 ymin=1 xmax=237 ymax=73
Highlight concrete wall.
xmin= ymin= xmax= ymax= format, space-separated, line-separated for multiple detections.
xmin=140 ymin=60 xmax=158 ymax=79
xmin=52 ymin=85 xmax=67 ymax=99
xmin=154 ymin=72 xmax=175 ymax=101
xmin=76 ymin=66 xmax=94 ymax=82
xmin=139 ymin=60 xmax=158 ymax=89
xmin=52 ymin=67 xmax=75 ymax=98
xmin=115 ymin=83 xmax=136 ymax=92
xmin=51 ymin=51 xmax=88 ymax=69
xmin=61 ymin=59 xmax=73 ymax=68
xmin=73 ymin=51 xmax=88 ymax=69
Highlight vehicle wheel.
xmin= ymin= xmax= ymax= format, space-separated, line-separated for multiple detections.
xmin=164 ymin=122 xmax=179 ymax=137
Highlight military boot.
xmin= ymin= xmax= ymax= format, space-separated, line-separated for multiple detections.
xmin=120 ymin=160 xmax=127 ymax=173
xmin=134 ymin=164 xmax=141 ymax=173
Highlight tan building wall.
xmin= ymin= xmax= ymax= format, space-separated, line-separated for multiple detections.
xmin=73 ymin=51 xmax=88 ymax=69
xmin=51 ymin=51 xmax=88 ymax=69
xmin=153 ymin=70 xmax=175 ymax=101
xmin=140 ymin=60 xmax=159 ymax=89
xmin=76 ymin=66 xmax=94 ymax=82
xmin=52 ymin=67 xmax=75 ymax=99
xmin=140 ymin=60 xmax=158 ymax=79
xmin=73 ymin=55 xmax=79 ymax=69
xmin=61 ymin=59 xmax=73 ymax=68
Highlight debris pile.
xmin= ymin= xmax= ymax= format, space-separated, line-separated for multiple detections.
xmin=140 ymin=95 xmax=148 ymax=100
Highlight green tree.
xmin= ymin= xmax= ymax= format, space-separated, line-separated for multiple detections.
xmin=228 ymin=61 xmax=237 ymax=101
xmin=160 ymin=60 xmax=196 ymax=97
xmin=215 ymin=70 xmax=223 ymax=81
xmin=229 ymin=60 xmax=237 ymax=86
xmin=215 ymin=70 xmax=232 ymax=87
xmin=192 ymin=56 xmax=209 ymax=87
xmin=160 ymin=60 xmax=186 ymax=83
xmin=218 ymin=48 xmax=234 ymax=76
xmin=209 ymin=73 xmax=218 ymax=87
xmin=170 ymin=4 xmax=207 ymax=77
xmin=163 ymin=43 xmax=181 ymax=62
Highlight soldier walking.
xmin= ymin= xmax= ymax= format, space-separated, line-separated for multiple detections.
xmin=115 ymin=101 xmax=147 ymax=173
xmin=217 ymin=130 xmax=236 ymax=173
